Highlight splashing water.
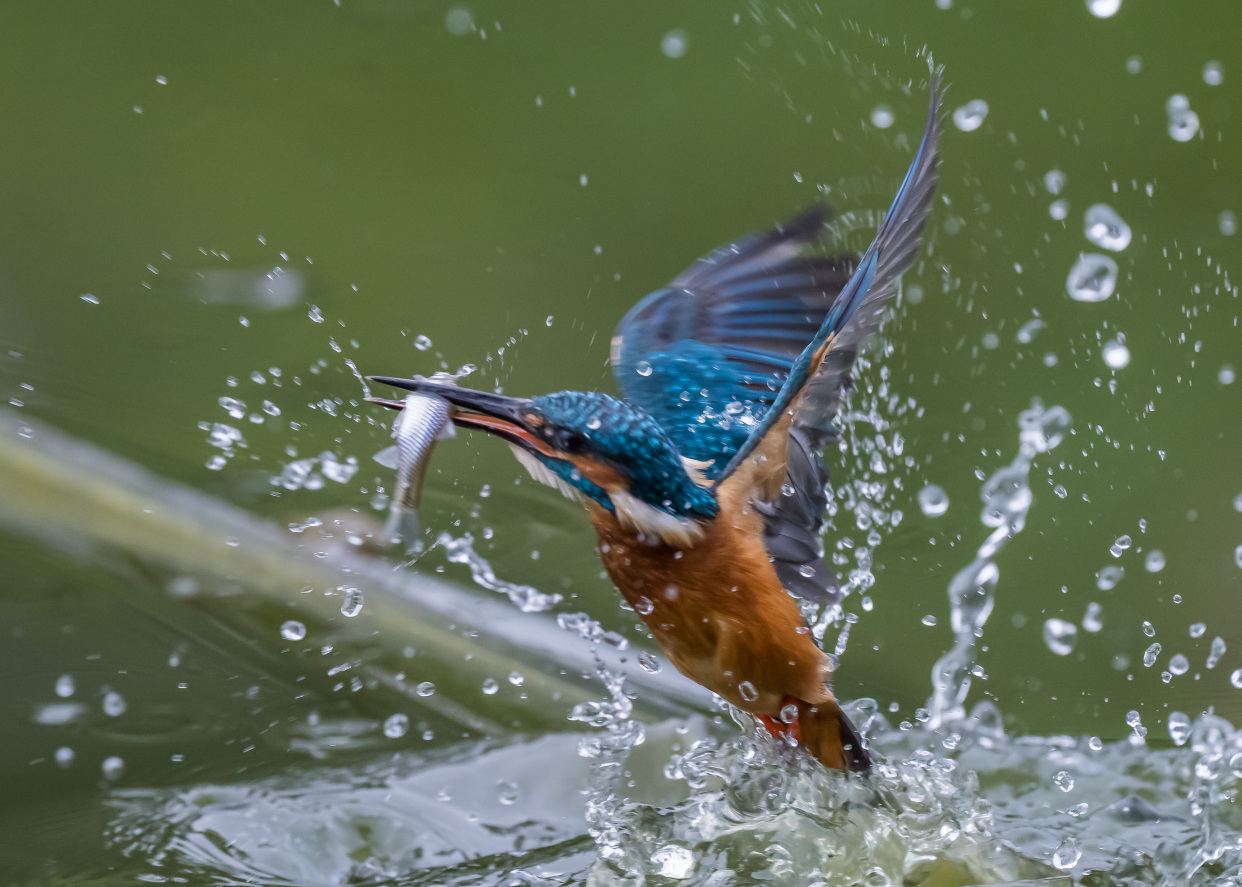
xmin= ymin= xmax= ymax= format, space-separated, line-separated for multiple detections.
xmin=437 ymin=532 xmax=561 ymax=613
xmin=928 ymin=402 xmax=1071 ymax=727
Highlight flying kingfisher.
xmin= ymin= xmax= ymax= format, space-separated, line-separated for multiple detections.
xmin=368 ymin=69 xmax=942 ymax=772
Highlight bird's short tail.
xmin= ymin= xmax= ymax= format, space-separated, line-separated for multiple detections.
xmin=774 ymin=697 xmax=870 ymax=773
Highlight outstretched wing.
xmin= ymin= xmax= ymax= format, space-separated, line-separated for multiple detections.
xmin=610 ymin=206 xmax=854 ymax=472
xmin=714 ymin=65 xmax=944 ymax=603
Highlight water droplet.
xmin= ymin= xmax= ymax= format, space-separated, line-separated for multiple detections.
xmin=1169 ymin=654 xmax=1189 ymax=675
xmin=651 ymin=845 xmax=694 ymax=880
xmin=1084 ymin=203 xmax=1131 ymax=251
xmin=415 ymin=681 xmax=436 ymax=697
xmin=1167 ymin=711 xmax=1192 ymax=746
xmin=635 ymin=360 xmax=653 ymax=377
xmin=101 ymin=755 xmax=124 ymax=780
xmin=308 ymin=305 xmax=324 ymax=323
xmin=496 ymin=779 xmax=520 ymax=805
xmin=635 ymin=596 xmax=654 ymax=615
xmin=102 ymin=690 xmax=127 ymax=717
xmin=870 ymin=104 xmax=895 ymax=129
xmin=1102 ymin=338 xmax=1131 ymax=369
xmin=1221 ymin=211 xmax=1238 ymax=237
xmin=922 ymin=614 xmax=938 ymax=627
xmin=1189 ymin=622 xmax=1206 ymax=638
xmin=1049 ymin=199 xmax=1069 ymax=221
xmin=1110 ymin=534 xmax=1132 ymax=557
xmin=638 ymin=651 xmax=661 ymax=674
xmin=1086 ymin=0 xmax=1120 ymax=16
xmin=482 ymin=678 xmax=499 ymax=695
xmin=952 ymin=99 xmax=988 ymax=132
xmin=1143 ymin=643 xmax=1162 ymax=667
xmin=383 ymin=713 xmax=409 ymax=738
xmin=1167 ymin=97 xmax=1200 ymax=142
xmin=1204 ymin=60 xmax=1224 ymax=85
xmin=780 ymin=703 xmax=799 ymax=723
xmin=1145 ymin=550 xmax=1166 ymax=572
xmin=280 ymin=620 xmax=306 ymax=641
xmin=1066 ymin=253 xmax=1118 ymax=302
xmin=1053 ymin=484 xmax=1068 ymax=499
xmin=1235 ymin=545 xmax=1242 ymax=569
xmin=1053 ymin=769 xmax=1075 ymax=791
xmin=1096 ymin=565 xmax=1125 ymax=590
xmin=738 ymin=681 xmax=758 ymax=702
xmin=508 ymin=671 xmax=524 ymax=686
xmin=55 ymin=674 xmax=75 ymax=698
xmin=1231 ymin=669 xmax=1242 ymax=689
xmin=1053 ymin=835 xmax=1081 ymax=870
xmin=918 ymin=484 xmax=949 ymax=517
xmin=445 ymin=6 xmax=473 ymax=35
xmin=661 ymin=29 xmax=687 ymax=58
xmin=1044 ymin=619 xmax=1078 ymax=656
xmin=1208 ymin=636 xmax=1227 ymax=669
xmin=1044 ymin=169 xmax=1066 ymax=195
xmin=414 ymin=334 xmax=432 ymax=351
xmin=1082 ymin=602 xmax=1104 ymax=633
xmin=55 ymin=747 xmax=74 ymax=768
xmin=339 ymin=586 xmax=363 ymax=617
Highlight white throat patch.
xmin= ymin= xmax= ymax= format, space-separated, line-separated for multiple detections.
xmin=610 ymin=489 xmax=706 ymax=548
xmin=509 ymin=444 xmax=584 ymax=503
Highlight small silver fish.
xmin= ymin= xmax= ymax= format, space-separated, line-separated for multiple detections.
xmin=375 ymin=373 xmax=456 ymax=549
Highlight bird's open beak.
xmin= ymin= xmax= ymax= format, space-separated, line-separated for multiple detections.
xmin=366 ymin=376 xmax=553 ymax=456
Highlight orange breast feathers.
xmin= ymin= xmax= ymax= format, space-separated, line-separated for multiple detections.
xmin=589 ymin=499 xmax=833 ymax=716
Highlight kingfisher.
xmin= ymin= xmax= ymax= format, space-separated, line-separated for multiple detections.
xmin=368 ymin=69 xmax=941 ymax=773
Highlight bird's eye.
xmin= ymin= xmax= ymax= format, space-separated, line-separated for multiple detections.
xmin=555 ymin=429 xmax=587 ymax=454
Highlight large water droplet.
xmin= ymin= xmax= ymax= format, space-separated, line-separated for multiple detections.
xmin=1208 ymin=637 xmax=1227 ymax=669
xmin=1143 ymin=643 xmax=1162 ymax=667
xmin=481 ymin=678 xmax=499 ymax=695
xmin=1145 ymin=549 xmax=1166 ymax=572
xmin=638 ymin=651 xmax=662 ymax=674
xmin=1053 ymin=770 xmax=1075 ymax=792
xmin=1169 ymin=654 xmax=1189 ymax=675
xmin=1168 ymin=711 xmax=1192 ymax=745
xmin=1050 ymin=199 xmax=1070 ymax=221
xmin=1085 ymin=203 xmax=1131 ymax=251
xmin=415 ymin=681 xmax=436 ymax=697
xmin=1221 ymin=211 xmax=1238 ymax=237
xmin=738 ymin=681 xmax=758 ymax=702
xmin=339 ymin=586 xmax=363 ymax=617
xmin=280 ymin=620 xmax=306 ymax=641
xmin=1231 ymin=669 xmax=1242 ymax=689
xmin=1086 ymin=0 xmax=1121 ymax=17
xmin=1044 ymin=619 xmax=1078 ymax=656
xmin=1204 ymin=60 xmax=1224 ymax=85
xmin=1096 ymin=565 xmax=1125 ymax=590
xmin=870 ymin=104 xmax=895 ymax=129
xmin=414 ymin=334 xmax=432 ymax=351
xmin=1166 ymin=96 xmax=1200 ymax=142
xmin=101 ymin=755 xmax=125 ymax=781
xmin=102 ymin=690 xmax=127 ymax=717
xmin=1053 ymin=835 xmax=1081 ymax=870
xmin=918 ymin=484 xmax=949 ymax=517
xmin=1044 ymin=169 xmax=1066 ymax=195
xmin=635 ymin=360 xmax=653 ymax=377
xmin=383 ymin=713 xmax=409 ymax=738
xmin=55 ymin=674 xmax=75 ymax=698
xmin=1102 ymin=338 xmax=1131 ymax=369
xmin=496 ymin=779 xmax=520 ymax=805
xmin=952 ymin=99 xmax=988 ymax=132
xmin=661 ymin=29 xmax=688 ymax=59
xmin=635 ymin=596 xmax=654 ymax=615
xmin=1066 ymin=253 xmax=1118 ymax=302
xmin=1082 ymin=602 xmax=1104 ymax=633
xmin=1110 ymin=535 xmax=1132 ymax=557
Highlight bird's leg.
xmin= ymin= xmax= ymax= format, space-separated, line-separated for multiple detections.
xmin=756 ymin=695 xmax=803 ymax=745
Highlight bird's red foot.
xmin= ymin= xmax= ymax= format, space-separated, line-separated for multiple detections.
xmin=757 ymin=697 xmax=802 ymax=745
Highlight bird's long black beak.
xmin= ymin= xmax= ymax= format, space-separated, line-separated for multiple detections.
xmin=366 ymin=376 xmax=549 ymax=454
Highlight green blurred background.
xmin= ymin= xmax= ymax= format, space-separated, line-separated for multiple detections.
xmin=1 ymin=0 xmax=1240 ymax=880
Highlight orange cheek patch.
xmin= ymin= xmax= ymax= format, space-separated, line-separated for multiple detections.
xmin=567 ymin=456 xmax=627 ymax=491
